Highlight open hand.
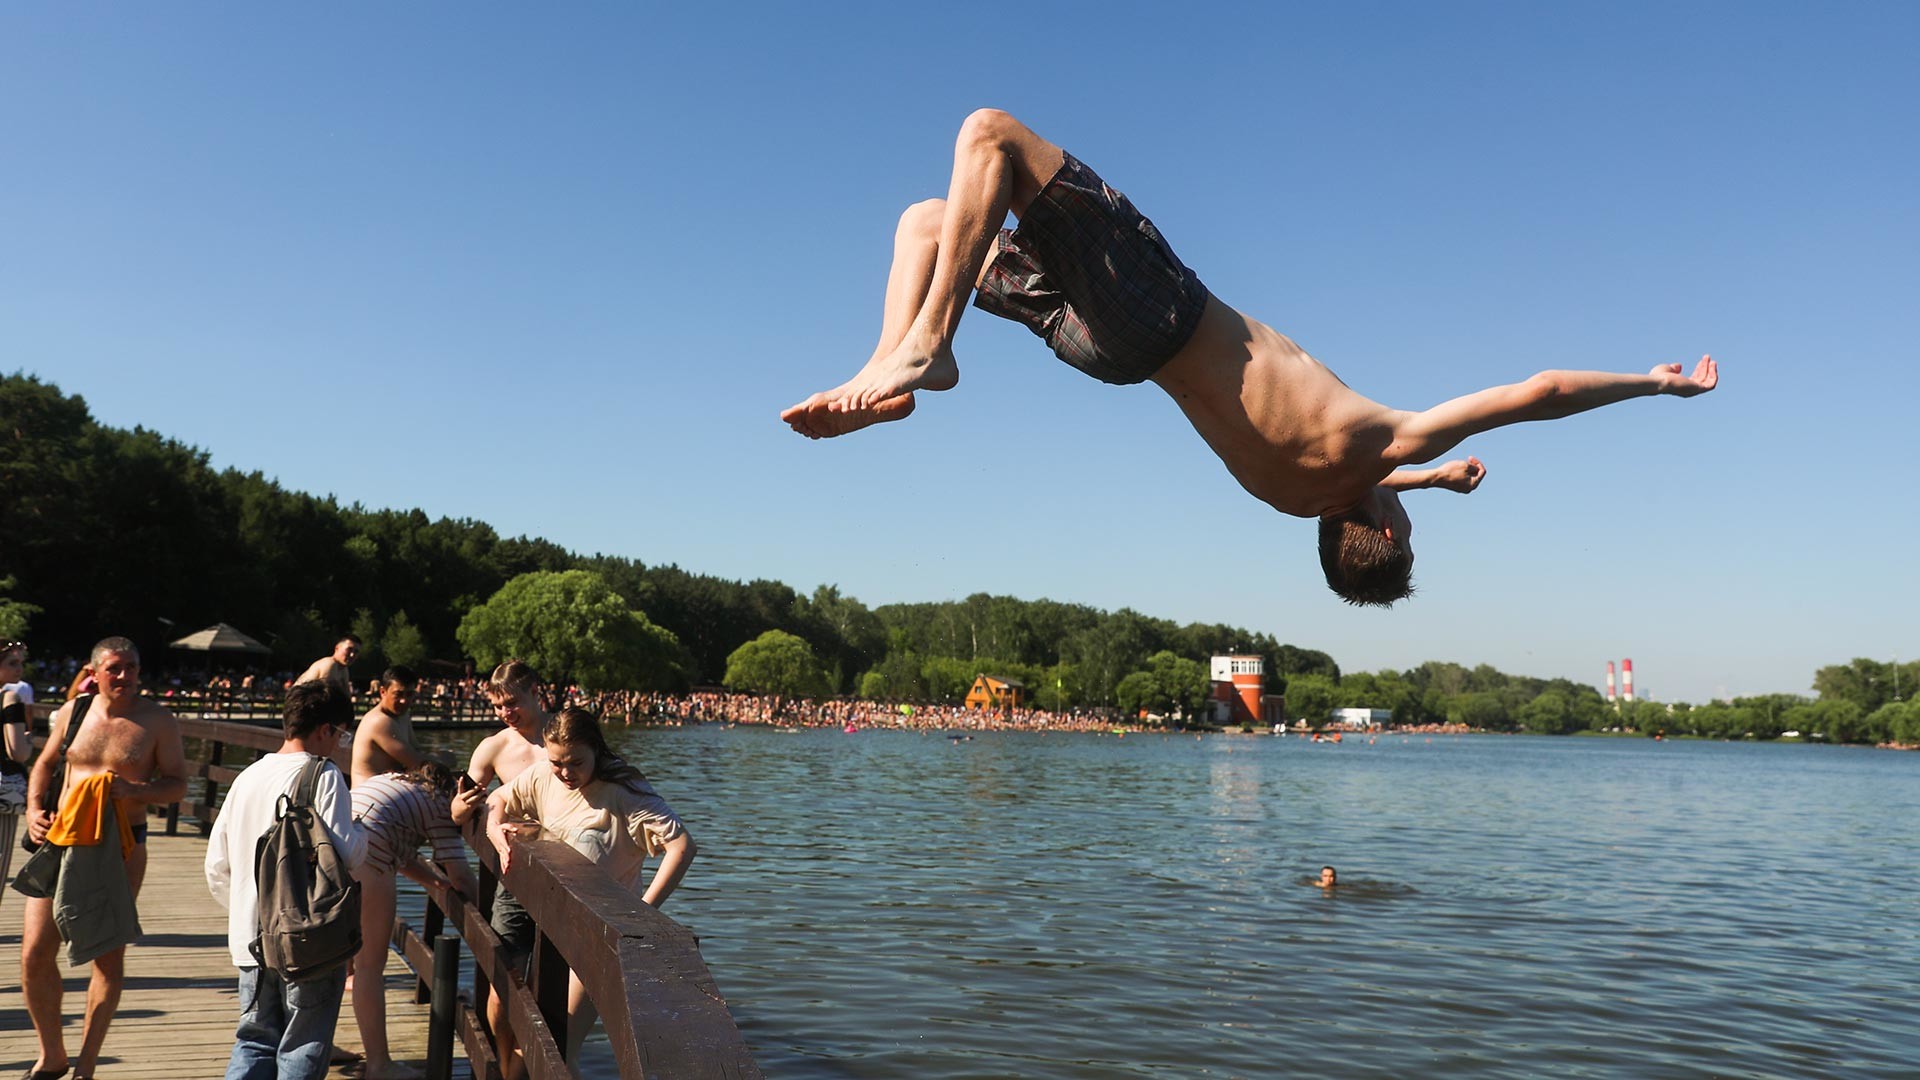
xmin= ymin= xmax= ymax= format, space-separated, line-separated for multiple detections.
xmin=1434 ymin=456 xmax=1487 ymax=494
xmin=1653 ymin=355 xmax=1718 ymax=397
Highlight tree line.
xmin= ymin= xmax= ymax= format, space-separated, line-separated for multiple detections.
xmin=2 ymin=374 xmax=1909 ymax=746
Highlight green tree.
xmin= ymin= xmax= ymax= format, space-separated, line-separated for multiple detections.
xmin=0 ymin=576 xmax=41 ymax=642
xmin=350 ymin=606 xmax=384 ymax=674
xmin=1286 ymin=673 xmax=1339 ymax=726
xmin=1449 ymin=692 xmax=1511 ymax=731
xmin=458 ymin=570 xmax=681 ymax=691
xmin=1113 ymin=651 xmax=1210 ymax=722
xmin=382 ymin=610 xmax=428 ymax=670
xmin=1519 ymin=690 xmax=1578 ymax=735
xmin=920 ymin=656 xmax=976 ymax=704
xmin=723 ymin=630 xmax=831 ymax=698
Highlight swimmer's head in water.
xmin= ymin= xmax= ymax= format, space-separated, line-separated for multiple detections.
xmin=1319 ymin=489 xmax=1414 ymax=607
xmin=1318 ymin=866 xmax=1337 ymax=887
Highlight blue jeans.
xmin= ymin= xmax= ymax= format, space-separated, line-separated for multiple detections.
xmin=225 ymin=964 xmax=348 ymax=1080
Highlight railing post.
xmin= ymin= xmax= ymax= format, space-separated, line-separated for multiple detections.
xmin=425 ymin=933 xmax=460 ymax=1080
xmin=474 ymin=862 xmax=498 ymax=1036
xmin=533 ymin=928 xmax=569 ymax=1056
xmin=416 ymin=900 xmax=445 ymax=1004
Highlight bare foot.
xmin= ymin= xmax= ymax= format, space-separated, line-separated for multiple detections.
xmin=781 ymin=392 xmax=917 ymax=439
xmin=782 ymin=335 xmax=958 ymax=438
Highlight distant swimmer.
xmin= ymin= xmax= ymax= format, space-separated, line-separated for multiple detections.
xmin=782 ymin=109 xmax=1720 ymax=605
xmin=1316 ymin=866 xmax=1338 ymax=889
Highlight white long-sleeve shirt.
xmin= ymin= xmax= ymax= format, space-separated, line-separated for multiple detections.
xmin=204 ymin=751 xmax=366 ymax=966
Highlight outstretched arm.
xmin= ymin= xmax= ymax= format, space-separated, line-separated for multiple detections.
xmin=1381 ymin=456 xmax=1486 ymax=495
xmin=1387 ymin=356 xmax=1717 ymax=466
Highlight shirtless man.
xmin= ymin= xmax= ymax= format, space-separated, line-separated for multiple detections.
xmin=21 ymin=637 xmax=188 ymax=1080
xmin=782 ymin=109 xmax=1719 ymax=605
xmin=449 ymin=660 xmax=549 ymax=1080
xmin=295 ymin=635 xmax=360 ymax=693
xmin=352 ymin=664 xmax=432 ymax=787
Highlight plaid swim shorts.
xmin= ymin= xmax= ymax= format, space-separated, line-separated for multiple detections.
xmin=973 ymin=152 xmax=1210 ymax=385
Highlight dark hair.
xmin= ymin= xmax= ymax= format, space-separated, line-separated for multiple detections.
xmin=1318 ymin=514 xmax=1413 ymax=607
xmin=544 ymin=706 xmax=649 ymax=791
xmin=91 ymin=636 xmax=141 ymax=667
xmin=403 ymin=759 xmax=457 ymax=797
xmin=338 ymin=635 xmax=363 ymax=647
xmin=487 ymin=659 xmax=539 ymax=699
xmin=284 ymin=680 xmax=351 ymax=740
xmin=381 ymin=665 xmax=419 ymax=688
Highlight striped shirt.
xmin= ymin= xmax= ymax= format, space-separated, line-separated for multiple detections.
xmin=351 ymin=773 xmax=465 ymax=875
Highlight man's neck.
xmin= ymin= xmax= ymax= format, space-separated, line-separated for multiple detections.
xmin=279 ymin=738 xmax=329 ymax=756
xmin=100 ymin=690 xmax=140 ymax=717
xmin=511 ymin=713 xmax=548 ymax=745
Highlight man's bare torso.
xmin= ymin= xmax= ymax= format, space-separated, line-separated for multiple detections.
xmin=352 ymin=705 xmax=417 ymax=787
xmin=1151 ymin=295 xmax=1402 ymax=518
xmin=297 ymin=656 xmax=351 ymax=692
xmin=61 ymin=696 xmax=178 ymax=792
xmin=471 ymin=726 xmax=543 ymax=788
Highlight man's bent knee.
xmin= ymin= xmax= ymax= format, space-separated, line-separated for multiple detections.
xmin=957 ymin=108 xmax=1022 ymax=152
xmin=898 ymin=198 xmax=945 ymax=240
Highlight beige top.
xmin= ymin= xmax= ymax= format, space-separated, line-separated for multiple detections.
xmin=495 ymin=760 xmax=686 ymax=891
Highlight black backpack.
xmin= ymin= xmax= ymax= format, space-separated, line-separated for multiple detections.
xmin=250 ymin=755 xmax=362 ymax=980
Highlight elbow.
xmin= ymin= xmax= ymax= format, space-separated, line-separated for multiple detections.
xmin=1526 ymin=371 xmax=1564 ymax=403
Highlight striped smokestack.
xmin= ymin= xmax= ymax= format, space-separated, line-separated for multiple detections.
xmin=1623 ymin=658 xmax=1635 ymax=702
xmin=1606 ymin=661 xmax=1616 ymax=702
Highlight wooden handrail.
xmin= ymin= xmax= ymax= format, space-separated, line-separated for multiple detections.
xmin=464 ymin=824 xmax=761 ymax=1078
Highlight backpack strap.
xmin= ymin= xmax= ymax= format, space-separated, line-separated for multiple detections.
xmin=59 ymin=694 xmax=96 ymax=755
xmin=292 ymin=755 xmax=327 ymax=809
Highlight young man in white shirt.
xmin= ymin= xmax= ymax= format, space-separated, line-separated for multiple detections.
xmin=205 ymin=680 xmax=367 ymax=1080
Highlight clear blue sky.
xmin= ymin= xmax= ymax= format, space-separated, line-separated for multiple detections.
xmin=5 ymin=4 xmax=1914 ymax=703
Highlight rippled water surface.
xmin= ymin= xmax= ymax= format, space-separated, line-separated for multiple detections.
xmin=450 ymin=727 xmax=1920 ymax=1078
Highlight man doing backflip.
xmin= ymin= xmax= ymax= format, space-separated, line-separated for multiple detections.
xmin=782 ymin=110 xmax=1718 ymax=605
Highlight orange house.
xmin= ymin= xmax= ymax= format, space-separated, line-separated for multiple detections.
xmin=964 ymin=675 xmax=1026 ymax=711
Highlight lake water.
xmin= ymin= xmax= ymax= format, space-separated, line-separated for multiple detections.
xmin=446 ymin=726 xmax=1920 ymax=1078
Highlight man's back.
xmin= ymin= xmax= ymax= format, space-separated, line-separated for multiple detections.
xmin=204 ymin=753 xmax=364 ymax=965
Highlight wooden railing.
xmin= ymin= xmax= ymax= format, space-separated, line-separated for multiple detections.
xmin=27 ymin=704 xmax=759 ymax=1079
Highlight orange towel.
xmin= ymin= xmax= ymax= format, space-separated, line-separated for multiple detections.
xmin=45 ymin=772 xmax=139 ymax=857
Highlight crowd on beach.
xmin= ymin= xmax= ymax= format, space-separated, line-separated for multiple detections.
xmin=19 ymin=651 xmax=1146 ymax=733
xmin=582 ymin=689 xmax=1132 ymax=732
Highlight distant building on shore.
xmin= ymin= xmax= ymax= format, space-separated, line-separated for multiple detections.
xmin=1331 ymin=707 xmax=1391 ymax=731
xmin=1206 ymin=655 xmax=1286 ymax=727
xmin=965 ymin=674 xmax=1026 ymax=711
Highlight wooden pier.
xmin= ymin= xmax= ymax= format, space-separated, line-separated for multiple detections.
xmin=0 ymin=831 xmax=462 ymax=1078
xmin=1 ymin=711 xmax=759 ymax=1079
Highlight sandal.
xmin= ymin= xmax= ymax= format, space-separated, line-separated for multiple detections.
xmin=21 ymin=1067 xmax=70 ymax=1080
